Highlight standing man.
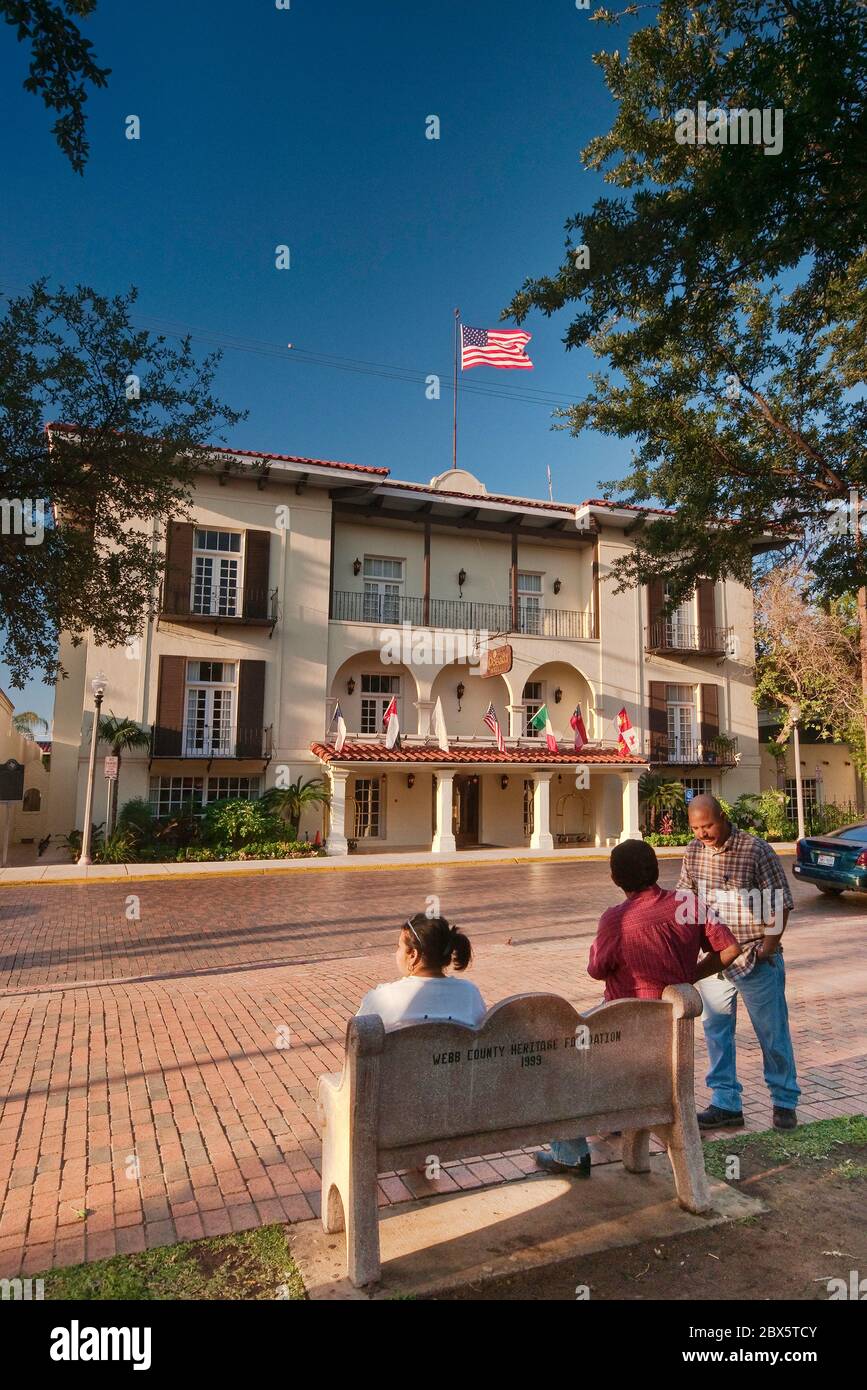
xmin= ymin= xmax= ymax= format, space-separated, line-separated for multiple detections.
xmin=679 ymin=795 xmax=799 ymax=1131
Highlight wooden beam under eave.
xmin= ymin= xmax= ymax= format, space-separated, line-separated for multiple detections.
xmin=330 ymin=502 xmax=596 ymax=544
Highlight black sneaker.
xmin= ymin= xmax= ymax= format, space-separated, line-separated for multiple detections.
xmin=773 ymin=1106 xmax=797 ymax=1131
xmin=697 ymin=1105 xmax=745 ymax=1130
xmin=534 ymin=1151 xmax=591 ymax=1178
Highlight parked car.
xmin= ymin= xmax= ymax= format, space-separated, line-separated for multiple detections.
xmin=792 ymin=822 xmax=867 ymax=896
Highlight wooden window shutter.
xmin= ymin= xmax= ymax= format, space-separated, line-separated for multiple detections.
xmin=647 ymin=577 xmax=664 ymax=635
xmin=243 ymin=531 xmax=271 ymax=619
xmin=153 ymin=655 xmax=186 ymax=756
xmin=164 ymin=521 xmax=193 ymax=615
xmin=700 ymin=684 xmax=720 ymax=744
xmin=648 ymin=681 xmax=668 ymax=757
xmin=236 ymin=660 xmax=266 ymax=757
xmin=697 ymin=580 xmax=716 ymax=645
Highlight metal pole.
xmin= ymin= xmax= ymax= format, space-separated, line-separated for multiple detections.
xmin=792 ymin=717 xmax=806 ymax=841
xmin=452 ymin=307 xmax=460 ymax=471
xmin=77 ymin=692 xmax=103 ymax=866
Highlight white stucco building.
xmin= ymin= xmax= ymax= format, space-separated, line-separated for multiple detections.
xmin=47 ymin=433 xmax=769 ymax=856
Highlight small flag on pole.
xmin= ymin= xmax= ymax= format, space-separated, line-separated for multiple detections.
xmin=616 ymin=707 xmax=641 ymax=757
xmin=529 ymin=704 xmax=558 ymax=752
xmin=460 ymin=325 xmax=533 ymax=371
xmin=483 ymin=701 xmax=506 ymax=752
xmin=330 ymin=701 xmax=347 ymax=754
xmin=433 ymin=696 xmax=449 ymax=752
xmin=382 ymin=695 xmax=400 ymax=750
xmin=570 ymin=704 xmax=588 ymax=752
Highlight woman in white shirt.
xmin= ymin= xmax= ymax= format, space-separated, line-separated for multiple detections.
xmin=356 ymin=913 xmax=487 ymax=1028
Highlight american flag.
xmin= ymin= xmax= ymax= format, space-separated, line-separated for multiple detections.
xmin=483 ymin=701 xmax=506 ymax=752
xmin=461 ymin=325 xmax=533 ymax=371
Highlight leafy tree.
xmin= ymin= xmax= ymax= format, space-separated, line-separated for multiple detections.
xmin=506 ymin=0 xmax=867 ymax=747
xmin=97 ymin=712 xmax=149 ymax=833
xmin=2 ymin=1 xmax=110 ymax=172
xmin=0 ymin=280 xmax=245 ymax=686
xmin=753 ymin=563 xmax=865 ymax=772
xmin=12 ymin=709 xmax=48 ymax=736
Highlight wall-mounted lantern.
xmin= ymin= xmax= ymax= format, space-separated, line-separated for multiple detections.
xmin=352 ymin=557 xmax=362 ymax=576
xmin=406 ymin=773 xmax=416 ymax=789
xmin=553 ymin=578 xmax=562 ymax=595
xmin=346 ymin=677 xmax=356 ymax=695
xmin=457 ymin=568 xmax=467 ymax=596
xmin=500 ymin=775 xmax=510 ymax=790
xmin=554 ymin=687 xmax=563 ymax=704
xmin=456 ymin=681 xmax=465 ymax=710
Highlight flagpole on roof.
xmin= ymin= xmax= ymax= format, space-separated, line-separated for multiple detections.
xmin=452 ymin=307 xmax=460 ymax=471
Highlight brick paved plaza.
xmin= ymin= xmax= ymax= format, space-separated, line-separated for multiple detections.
xmin=0 ymin=857 xmax=865 ymax=1277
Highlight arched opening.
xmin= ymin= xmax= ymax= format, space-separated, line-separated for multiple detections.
xmin=22 ymin=788 xmax=41 ymax=813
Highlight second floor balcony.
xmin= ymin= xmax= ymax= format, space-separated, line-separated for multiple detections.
xmin=331 ymin=590 xmax=597 ymax=640
xmin=648 ymin=734 xmax=739 ymax=768
xmin=151 ymin=722 xmax=273 ymax=761
xmin=159 ymin=581 xmax=279 ymax=633
xmin=645 ymin=621 xmax=731 ymax=658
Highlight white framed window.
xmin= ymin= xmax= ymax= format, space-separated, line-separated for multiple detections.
xmin=184 ymin=660 xmax=237 ymax=757
xmin=362 ymin=555 xmax=404 ymax=624
xmin=360 ymin=673 xmax=400 ymax=735
xmin=663 ymin=583 xmax=695 ymax=649
xmin=681 ymin=777 xmax=712 ymax=800
xmin=517 ymin=572 xmax=542 ymax=635
xmin=785 ymin=778 xmax=819 ymax=812
xmin=192 ymin=529 xmax=242 ymax=617
xmin=522 ymin=680 xmax=543 ymax=737
xmin=353 ymin=777 xmax=382 ymax=838
xmin=666 ymin=684 xmax=697 ymax=759
xmin=149 ymin=776 xmax=205 ymax=816
xmin=207 ymin=776 xmax=261 ymax=802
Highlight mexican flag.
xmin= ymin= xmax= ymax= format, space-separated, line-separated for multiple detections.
xmin=529 ymin=704 xmax=558 ymax=752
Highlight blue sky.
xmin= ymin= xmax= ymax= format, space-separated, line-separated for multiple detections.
xmin=1 ymin=0 xmax=639 ymax=723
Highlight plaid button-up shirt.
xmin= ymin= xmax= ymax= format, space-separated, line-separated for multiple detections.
xmin=677 ymin=826 xmax=794 ymax=980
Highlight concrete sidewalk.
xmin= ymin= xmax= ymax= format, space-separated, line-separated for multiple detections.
xmin=0 ymin=842 xmax=797 ymax=887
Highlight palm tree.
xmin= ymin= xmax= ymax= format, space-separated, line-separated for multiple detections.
xmin=261 ymin=776 xmax=330 ymax=841
xmin=98 ymin=713 xmax=151 ymax=834
xmin=638 ymin=773 xmax=685 ymax=834
xmin=12 ymin=711 xmax=48 ymax=738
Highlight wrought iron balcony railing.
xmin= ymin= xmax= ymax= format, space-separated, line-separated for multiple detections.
xmin=648 ymin=735 xmax=739 ymax=768
xmin=331 ymin=590 xmax=597 ymax=640
xmin=151 ymin=723 xmax=273 ymax=759
xmin=645 ymin=621 xmax=730 ymax=656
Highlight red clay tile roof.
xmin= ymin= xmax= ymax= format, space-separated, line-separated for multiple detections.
xmin=45 ymin=424 xmax=389 ymax=476
xmin=311 ymin=741 xmax=645 ymax=766
xmin=379 ymin=481 xmax=580 ymax=514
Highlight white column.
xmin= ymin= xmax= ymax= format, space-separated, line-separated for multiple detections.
xmin=530 ymin=773 xmax=554 ymax=851
xmin=414 ymin=701 xmax=435 ymax=737
xmin=326 ymin=768 xmax=349 ymax=855
xmin=507 ymin=705 xmax=524 ymax=740
xmin=431 ymin=773 xmax=456 ymax=853
xmin=620 ymin=773 xmax=643 ymax=842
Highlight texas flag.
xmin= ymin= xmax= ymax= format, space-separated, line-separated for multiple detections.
xmin=330 ymin=701 xmax=347 ymax=754
xmin=616 ymin=707 xmax=641 ymax=757
xmin=382 ymin=695 xmax=400 ymax=750
xmin=570 ymin=704 xmax=588 ymax=752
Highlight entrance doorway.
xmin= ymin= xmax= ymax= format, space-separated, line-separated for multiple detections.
xmin=453 ymin=775 xmax=480 ymax=848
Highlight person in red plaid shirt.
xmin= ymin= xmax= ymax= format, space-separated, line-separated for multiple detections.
xmin=678 ymin=795 xmax=799 ymax=1133
xmin=535 ymin=838 xmax=740 ymax=1178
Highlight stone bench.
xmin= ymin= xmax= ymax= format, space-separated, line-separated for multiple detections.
xmin=318 ymin=985 xmax=711 ymax=1286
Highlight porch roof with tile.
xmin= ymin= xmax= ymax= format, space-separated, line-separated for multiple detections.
xmin=311 ymin=741 xmax=646 ymax=767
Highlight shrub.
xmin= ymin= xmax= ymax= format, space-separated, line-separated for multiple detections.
xmin=201 ymin=798 xmax=284 ymax=850
xmin=644 ymin=832 xmax=693 ymax=846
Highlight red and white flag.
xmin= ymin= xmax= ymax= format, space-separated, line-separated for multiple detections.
xmin=570 ymin=704 xmax=588 ymax=752
xmin=461 ymin=325 xmax=533 ymax=371
xmin=483 ymin=701 xmax=506 ymax=752
xmin=382 ymin=695 xmax=400 ymax=750
xmin=616 ymin=707 xmax=641 ymax=757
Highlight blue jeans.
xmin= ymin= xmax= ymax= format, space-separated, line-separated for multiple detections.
xmin=699 ymin=954 xmax=800 ymax=1112
xmin=549 ymin=1136 xmax=590 ymax=1164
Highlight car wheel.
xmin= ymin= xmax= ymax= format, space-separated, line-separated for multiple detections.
xmin=817 ymin=885 xmax=843 ymax=896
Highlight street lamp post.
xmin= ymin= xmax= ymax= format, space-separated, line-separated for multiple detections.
xmin=78 ymin=672 xmax=108 ymax=866
xmin=790 ymin=701 xmax=806 ymax=843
